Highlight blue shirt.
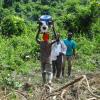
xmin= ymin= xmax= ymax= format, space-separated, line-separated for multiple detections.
xmin=64 ymin=39 xmax=76 ymax=56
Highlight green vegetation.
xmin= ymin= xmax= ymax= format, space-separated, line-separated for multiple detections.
xmin=0 ymin=0 xmax=100 ymax=89
xmin=1 ymin=15 xmax=27 ymax=36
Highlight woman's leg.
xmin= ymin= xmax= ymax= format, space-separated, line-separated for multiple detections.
xmin=41 ymin=62 xmax=46 ymax=83
xmin=46 ymin=63 xmax=53 ymax=84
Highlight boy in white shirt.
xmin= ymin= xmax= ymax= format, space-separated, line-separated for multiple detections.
xmin=51 ymin=33 xmax=67 ymax=78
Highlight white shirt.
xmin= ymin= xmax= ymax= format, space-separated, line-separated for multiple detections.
xmin=50 ymin=40 xmax=67 ymax=61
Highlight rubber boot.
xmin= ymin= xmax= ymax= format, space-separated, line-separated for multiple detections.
xmin=42 ymin=72 xmax=46 ymax=84
xmin=48 ymin=72 xmax=53 ymax=85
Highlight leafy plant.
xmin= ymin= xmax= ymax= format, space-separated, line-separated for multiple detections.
xmin=1 ymin=15 xmax=27 ymax=36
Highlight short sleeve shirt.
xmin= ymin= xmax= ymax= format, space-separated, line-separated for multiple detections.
xmin=64 ymin=39 xmax=76 ymax=56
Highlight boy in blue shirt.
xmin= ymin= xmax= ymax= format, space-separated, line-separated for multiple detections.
xmin=64 ymin=32 xmax=76 ymax=77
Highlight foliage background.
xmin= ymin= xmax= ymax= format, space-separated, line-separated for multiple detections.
xmin=0 ymin=0 xmax=100 ymax=88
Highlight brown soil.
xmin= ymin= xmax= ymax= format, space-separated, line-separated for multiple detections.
xmin=0 ymin=71 xmax=100 ymax=100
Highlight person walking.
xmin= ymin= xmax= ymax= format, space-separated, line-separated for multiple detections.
xmin=36 ymin=31 xmax=56 ymax=84
xmin=64 ymin=32 xmax=76 ymax=77
xmin=51 ymin=33 xmax=67 ymax=78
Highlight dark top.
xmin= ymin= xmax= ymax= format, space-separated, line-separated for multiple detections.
xmin=35 ymin=32 xmax=56 ymax=63
xmin=39 ymin=41 xmax=51 ymax=62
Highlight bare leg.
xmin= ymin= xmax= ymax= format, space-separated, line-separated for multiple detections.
xmin=67 ymin=56 xmax=72 ymax=77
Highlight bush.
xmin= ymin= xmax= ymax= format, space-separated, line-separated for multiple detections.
xmin=0 ymin=8 xmax=11 ymax=24
xmin=40 ymin=5 xmax=50 ymax=15
xmin=74 ymin=35 xmax=99 ymax=71
xmin=60 ymin=0 xmax=99 ymax=36
xmin=77 ymin=36 xmax=96 ymax=55
xmin=62 ymin=13 xmax=77 ymax=32
xmin=3 ymin=0 xmax=13 ymax=8
xmin=76 ymin=5 xmax=92 ymax=33
xmin=91 ymin=18 xmax=100 ymax=35
xmin=1 ymin=15 xmax=27 ymax=36
xmin=15 ymin=2 xmax=23 ymax=13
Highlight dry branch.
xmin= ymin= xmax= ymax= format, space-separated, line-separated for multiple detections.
xmin=52 ymin=76 xmax=83 ymax=93
xmin=0 ymin=92 xmax=12 ymax=100
xmin=82 ymin=75 xmax=100 ymax=99
xmin=87 ymin=97 xmax=97 ymax=100
xmin=15 ymin=90 xmax=29 ymax=99
xmin=45 ymin=76 xmax=84 ymax=100
xmin=44 ymin=75 xmax=100 ymax=100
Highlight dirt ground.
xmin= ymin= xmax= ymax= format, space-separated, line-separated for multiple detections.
xmin=0 ymin=69 xmax=100 ymax=100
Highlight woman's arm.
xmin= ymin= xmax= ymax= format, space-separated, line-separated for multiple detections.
xmin=35 ymin=26 xmax=41 ymax=44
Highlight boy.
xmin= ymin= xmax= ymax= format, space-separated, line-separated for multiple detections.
xmin=64 ymin=32 xmax=76 ymax=77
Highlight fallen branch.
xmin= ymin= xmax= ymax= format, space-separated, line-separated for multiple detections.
xmin=0 ymin=91 xmax=5 ymax=95
xmin=82 ymin=75 xmax=100 ymax=99
xmin=0 ymin=89 xmax=29 ymax=100
xmin=0 ymin=92 xmax=12 ymax=100
xmin=40 ymin=84 xmax=54 ymax=100
xmin=15 ymin=90 xmax=29 ymax=99
xmin=45 ymin=76 xmax=84 ymax=100
xmin=87 ymin=97 xmax=97 ymax=100
xmin=45 ymin=92 xmax=60 ymax=99
xmin=45 ymin=75 xmax=100 ymax=100
xmin=61 ymin=89 xmax=68 ymax=100
xmin=52 ymin=76 xmax=83 ymax=93
xmin=15 ymin=90 xmax=28 ymax=100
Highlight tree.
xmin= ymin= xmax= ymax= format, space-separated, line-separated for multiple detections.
xmin=1 ymin=15 xmax=27 ymax=36
xmin=3 ymin=0 xmax=14 ymax=8
xmin=0 ymin=0 xmax=3 ymax=7
xmin=41 ymin=0 xmax=49 ymax=5
xmin=32 ymin=0 xmax=37 ymax=2
xmin=0 ymin=8 xmax=11 ymax=24
xmin=23 ymin=0 xmax=29 ymax=4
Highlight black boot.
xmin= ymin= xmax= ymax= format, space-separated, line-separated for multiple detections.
xmin=42 ymin=72 xmax=46 ymax=84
